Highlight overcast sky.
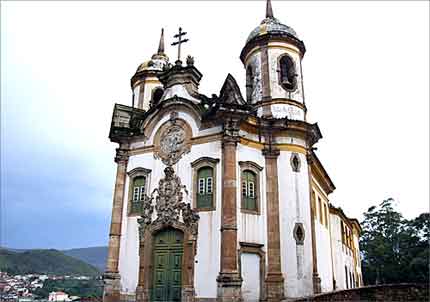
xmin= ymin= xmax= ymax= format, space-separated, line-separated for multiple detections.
xmin=1 ymin=1 xmax=428 ymax=249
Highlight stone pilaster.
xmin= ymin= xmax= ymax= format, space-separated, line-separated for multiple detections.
xmin=306 ymin=152 xmax=321 ymax=294
xmin=260 ymin=44 xmax=273 ymax=117
xmin=217 ymin=131 xmax=242 ymax=302
xmin=263 ymin=147 xmax=285 ymax=302
xmin=103 ymin=147 xmax=129 ymax=302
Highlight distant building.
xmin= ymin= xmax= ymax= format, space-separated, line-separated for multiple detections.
xmin=48 ymin=291 xmax=69 ymax=301
xmin=103 ymin=0 xmax=362 ymax=301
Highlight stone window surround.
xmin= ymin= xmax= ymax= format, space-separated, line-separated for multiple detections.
xmin=239 ymin=161 xmax=263 ymax=215
xmin=277 ymin=53 xmax=298 ymax=92
xmin=191 ymin=157 xmax=220 ymax=212
xmin=293 ymin=222 xmax=305 ymax=245
xmin=290 ymin=152 xmax=301 ymax=172
xmin=238 ymin=241 xmax=266 ymax=301
xmin=127 ymin=167 xmax=152 ymax=216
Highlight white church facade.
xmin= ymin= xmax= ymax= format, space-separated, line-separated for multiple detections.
xmin=103 ymin=1 xmax=362 ymax=301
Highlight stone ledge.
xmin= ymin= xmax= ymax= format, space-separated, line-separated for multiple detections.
xmin=288 ymin=283 xmax=429 ymax=302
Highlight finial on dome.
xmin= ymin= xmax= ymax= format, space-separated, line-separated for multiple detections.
xmin=266 ymin=0 xmax=274 ymax=18
xmin=157 ymin=28 xmax=165 ymax=55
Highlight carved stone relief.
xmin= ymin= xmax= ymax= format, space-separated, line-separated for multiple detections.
xmin=137 ymin=167 xmax=199 ymax=240
xmin=153 ymin=117 xmax=192 ymax=166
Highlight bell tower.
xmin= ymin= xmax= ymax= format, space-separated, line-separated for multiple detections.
xmin=240 ymin=0 xmax=307 ymax=120
xmin=131 ymin=29 xmax=169 ymax=111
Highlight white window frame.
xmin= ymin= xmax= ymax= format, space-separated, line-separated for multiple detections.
xmin=198 ymin=178 xmax=205 ymax=195
xmin=248 ymin=181 xmax=255 ymax=198
xmin=133 ymin=187 xmax=140 ymax=202
xmin=206 ymin=177 xmax=213 ymax=194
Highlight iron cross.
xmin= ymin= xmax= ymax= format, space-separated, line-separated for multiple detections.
xmin=171 ymin=27 xmax=189 ymax=63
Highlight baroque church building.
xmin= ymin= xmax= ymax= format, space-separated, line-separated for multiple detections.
xmin=103 ymin=1 xmax=362 ymax=301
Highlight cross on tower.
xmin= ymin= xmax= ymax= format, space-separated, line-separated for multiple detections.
xmin=171 ymin=27 xmax=189 ymax=64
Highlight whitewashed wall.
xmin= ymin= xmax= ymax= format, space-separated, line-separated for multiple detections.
xmin=278 ymin=151 xmax=313 ymax=297
xmin=236 ymin=145 xmax=267 ymax=246
xmin=329 ymin=214 xmax=355 ymax=290
xmin=315 ymin=221 xmax=333 ymax=292
xmin=241 ymin=253 xmax=261 ymax=301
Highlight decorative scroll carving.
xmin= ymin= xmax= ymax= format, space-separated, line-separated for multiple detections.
xmin=137 ymin=166 xmax=200 ymax=240
xmin=154 ymin=118 xmax=192 ymax=166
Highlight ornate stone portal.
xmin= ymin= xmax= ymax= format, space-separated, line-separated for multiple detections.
xmin=136 ymin=118 xmax=199 ymax=302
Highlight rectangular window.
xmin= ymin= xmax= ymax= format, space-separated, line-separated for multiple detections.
xmin=198 ymin=178 xmax=205 ymax=194
xmin=248 ymin=182 xmax=255 ymax=198
xmin=206 ymin=177 xmax=213 ymax=194
xmin=318 ymin=197 xmax=323 ymax=225
xmin=324 ymin=204 xmax=328 ymax=227
xmin=133 ymin=187 xmax=140 ymax=202
xmin=345 ymin=266 xmax=349 ymax=289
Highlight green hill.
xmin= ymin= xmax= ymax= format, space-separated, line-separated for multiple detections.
xmin=62 ymin=246 xmax=107 ymax=271
xmin=0 ymin=248 xmax=101 ymax=276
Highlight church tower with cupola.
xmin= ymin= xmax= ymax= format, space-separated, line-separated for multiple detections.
xmin=131 ymin=29 xmax=168 ymax=111
xmin=241 ymin=0 xmax=306 ymax=120
xmin=103 ymin=1 xmax=363 ymax=302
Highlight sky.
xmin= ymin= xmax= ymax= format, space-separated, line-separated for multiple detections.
xmin=1 ymin=1 xmax=428 ymax=250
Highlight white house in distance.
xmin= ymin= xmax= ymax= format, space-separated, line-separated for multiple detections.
xmin=102 ymin=1 xmax=362 ymax=301
xmin=48 ymin=291 xmax=70 ymax=302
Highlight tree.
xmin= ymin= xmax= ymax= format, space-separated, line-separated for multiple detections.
xmin=359 ymin=198 xmax=429 ymax=285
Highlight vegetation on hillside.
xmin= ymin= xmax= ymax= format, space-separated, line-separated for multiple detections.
xmin=0 ymin=248 xmax=101 ymax=276
xmin=360 ymin=198 xmax=429 ymax=285
xmin=62 ymin=246 xmax=107 ymax=271
xmin=33 ymin=278 xmax=103 ymax=298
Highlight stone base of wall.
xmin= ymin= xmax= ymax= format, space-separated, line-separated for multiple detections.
xmin=289 ymin=283 xmax=429 ymax=302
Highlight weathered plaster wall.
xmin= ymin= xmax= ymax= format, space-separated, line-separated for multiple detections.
xmin=278 ymin=151 xmax=313 ymax=298
xmin=241 ymin=253 xmax=261 ymax=301
xmin=236 ymin=144 xmax=267 ymax=246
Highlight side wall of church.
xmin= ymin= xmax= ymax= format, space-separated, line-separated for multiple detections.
xmin=312 ymin=179 xmax=334 ymax=293
xmin=278 ymin=151 xmax=313 ymax=298
xmin=329 ymin=214 xmax=355 ymax=290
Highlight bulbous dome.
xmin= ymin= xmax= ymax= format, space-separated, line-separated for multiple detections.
xmin=136 ymin=54 xmax=168 ymax=73
xmin=246 ymin=17 xmax=299 ymax=44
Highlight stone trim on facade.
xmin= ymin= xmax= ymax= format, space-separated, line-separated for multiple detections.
xmin=104 ymin=147 xmax=129 ymax=302
xmin=262 ymin=147 xmax=285 ymax=301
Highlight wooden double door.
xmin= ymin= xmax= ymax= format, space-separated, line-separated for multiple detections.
xmin=151 ymin=228 xmax=184 ymax=302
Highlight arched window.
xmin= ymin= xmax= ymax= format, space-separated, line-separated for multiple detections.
xmin=151 ymin=87 xmax=164 ymax=106
xmin=196 ymin=166 xmax=214 ymax=209
xmin=242 ymin=170 xmax=257 ymax=211
xmin=132 ymin=176 xmax=146 ymax=202
xmin=246 ymin=66 xmax=254 ymax=103
xmin=279 ymin=55 xmax=296 ymax=90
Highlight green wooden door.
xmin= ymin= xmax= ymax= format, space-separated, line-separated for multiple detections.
xmin=152 ymin=228 xmax=184 ymax=302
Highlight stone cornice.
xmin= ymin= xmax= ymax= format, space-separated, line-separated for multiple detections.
xmin=329 ymin=204 xmax=362 ymax=234
xmin=114 ymin=148 xmax=129 ymax=164
xmin=308 ymin=150 xmax=336 ymax=195
xmin=240 ymin=32 xmax=306 ymax=64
